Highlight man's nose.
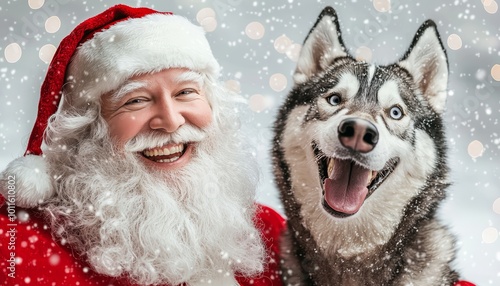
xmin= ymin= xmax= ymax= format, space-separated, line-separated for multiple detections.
xmin=149 ymin=98 xmax=186 ymax=133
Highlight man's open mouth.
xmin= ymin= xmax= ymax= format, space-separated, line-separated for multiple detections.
xmin=313 ymin=143 xmax=399 ymax=218
xmin=141 ymin=143 xmax=187 ymax=163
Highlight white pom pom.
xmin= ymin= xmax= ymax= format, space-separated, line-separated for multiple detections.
xmin=0 ymin=155 xmax=54 ymax=208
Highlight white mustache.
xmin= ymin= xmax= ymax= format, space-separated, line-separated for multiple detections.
xmin=124 ymin=124 xmax=207 ymax=152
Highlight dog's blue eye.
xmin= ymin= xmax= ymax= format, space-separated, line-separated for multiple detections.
xmin=327 ymin=94 xmax=341 ymax=106
xmin=390 ymin=106 xmax=403 ymax=120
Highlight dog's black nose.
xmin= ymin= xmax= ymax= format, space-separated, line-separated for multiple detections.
xmin=338 ymin=118 xmax=378 ymax=153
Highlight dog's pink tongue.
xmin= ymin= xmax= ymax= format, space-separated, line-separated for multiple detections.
xmin=324 ymin=159 xmax=370 ymax=215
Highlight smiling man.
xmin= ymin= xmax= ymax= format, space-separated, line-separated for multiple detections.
xmin=101 ymin=69 xmax=213 ymax=168
xmin=0 ymin=5 xmax=284 ymax=286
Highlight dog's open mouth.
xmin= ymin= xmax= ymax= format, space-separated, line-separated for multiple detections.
xmin=313 ymin=143 xmax=399 ymax=218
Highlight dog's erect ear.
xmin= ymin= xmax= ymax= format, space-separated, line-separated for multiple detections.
xmin=398 ymin=20 xmax=448 ymax=114
xmin=293 ymin=6 xmax=349 ymax=84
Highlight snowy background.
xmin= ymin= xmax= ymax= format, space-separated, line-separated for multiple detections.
xmin=1 ymin=0 xmax=499 ymax=284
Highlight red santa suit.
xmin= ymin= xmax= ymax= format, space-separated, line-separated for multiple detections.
xmin=0 ymin=197 xmax=285 ymax=286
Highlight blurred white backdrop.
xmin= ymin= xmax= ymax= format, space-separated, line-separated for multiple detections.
xmin=1 ymin=0 xmax=499 ymax=285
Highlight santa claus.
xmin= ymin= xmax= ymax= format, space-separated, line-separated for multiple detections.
xmin=0 ymin=5 xmax=284 ymax=286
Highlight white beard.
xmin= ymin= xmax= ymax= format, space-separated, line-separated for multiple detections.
xmin=44 ymin=121 xmax=264 ymax=285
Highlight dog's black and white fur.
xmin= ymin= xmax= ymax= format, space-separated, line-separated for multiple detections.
xmin=272 ymin=6 xmax=460 ymax=285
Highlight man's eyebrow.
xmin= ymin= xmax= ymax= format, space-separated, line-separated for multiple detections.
xmin=174 ymin=71 xmax=203 ymax=87
xmin=109 ymin=80 xmax=147 ymax=103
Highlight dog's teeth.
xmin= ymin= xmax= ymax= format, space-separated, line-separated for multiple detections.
xmin=367 ymin=171 xmax=378 ymax=186
xmin=368 ymin=171 xmax=378 ymax=185
xmin=327 ymin=158 xmax=335 ymax=177
xmin=366 ymin=172 xmax=373 ymax=185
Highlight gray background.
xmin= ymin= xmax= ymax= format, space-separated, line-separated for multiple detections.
xmin=1 ymin=0 xmax=499 ymax=284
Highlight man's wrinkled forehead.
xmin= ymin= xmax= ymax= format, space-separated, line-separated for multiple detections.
xmin=108 ymin=70 xmax=204 ymax=102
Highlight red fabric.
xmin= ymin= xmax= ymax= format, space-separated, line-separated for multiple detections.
xmin=455 ymin=282 xmax=475 ymax=286
xmin=25 ymin=4 xmax=172 ymax=156
xmin=0 ymin=200 xmax=285 ymax=285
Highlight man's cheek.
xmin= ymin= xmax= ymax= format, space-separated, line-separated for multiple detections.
xmin=108 ymin=115 xmax=144 ymax=143
xmin=196 ymin=104 xmax=214 ymax=128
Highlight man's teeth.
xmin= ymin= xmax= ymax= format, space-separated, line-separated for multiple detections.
xmin=156 ymin=157 xmax=181 ymax=163
xmin=143 ymin=144 xmax=185 ymax=158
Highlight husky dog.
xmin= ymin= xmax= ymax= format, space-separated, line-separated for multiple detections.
xmin=272 ymin=6 xmax=460 ymax=286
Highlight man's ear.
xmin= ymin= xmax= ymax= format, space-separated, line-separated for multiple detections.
xmin=398 ymin=20 xmax=449 ymax=114
xmin=293 ymin=6 xmax=350 ymax=84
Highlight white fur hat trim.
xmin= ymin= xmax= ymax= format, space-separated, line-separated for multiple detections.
xmin=65 ymin=14 xmax=220 ymax=106
xmin=0 ymin=155 xmax=54 ymax=208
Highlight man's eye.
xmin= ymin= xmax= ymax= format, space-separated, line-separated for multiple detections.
xmin=178 ymin=89 xmax=197 ymax=96
xmin=124 ymin=98 xmax=146 ymax=105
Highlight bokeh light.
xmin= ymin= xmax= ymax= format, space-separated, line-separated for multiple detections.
xmin=493 ymin=198 xmax=500 ymax=215
xmin=200 ymin=17 xmax=217 ymax=32
xmin=28 ymin=0 xmax=44 ymax=9
xmin=447 ymin=34 xmax=462 ymax=50
xmin=4 ymin=43 xmax=22 ymax=63
xmin=467 ymin=140 xmax=484 ymax=158
xmin=482 ymin=227 xmax=498 ymax=243
xmin=286 ymin=43 xmax=302 ymax=62
xmin=39 ymin=44 xmax=56 ymax=64
xmin=373 ymin=0 xmax=391 ymax=12
xmin=355 ymin=46 xmax=373 ymax=62
xmin=274 ymin=34 xmax=293 ymax=54
xmin=196 ymin=8 xmax=217 ymax=32
xmin=475 ymin=69 xmax=486 ymax=81
xmin=249 ymin=94 xmax=272 ymax=112
xmin=269 ymin=73 xmax=288 ymax=92
xmin=491 ymin=64 xmax=500 ymax=81
xmin=483 ymin=0 xmax=498 ymax=13
xmin=49 ymin=254 xmax=60 ymax=266
xmin=45 ymin=16 xmax=61 ymax=33
xmin=245 ymin=22 xmax=265 ymax=40
xmin=16 ymin=210 xmax=29 ymax=222
xmin=196 ymin=8 xmax=215 ymax=23
xmin=225 ymin=80 xmax=241 ymax=94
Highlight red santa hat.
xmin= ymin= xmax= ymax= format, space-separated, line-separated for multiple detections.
xmin=0 ymin=4 xmax=220 ymax=207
